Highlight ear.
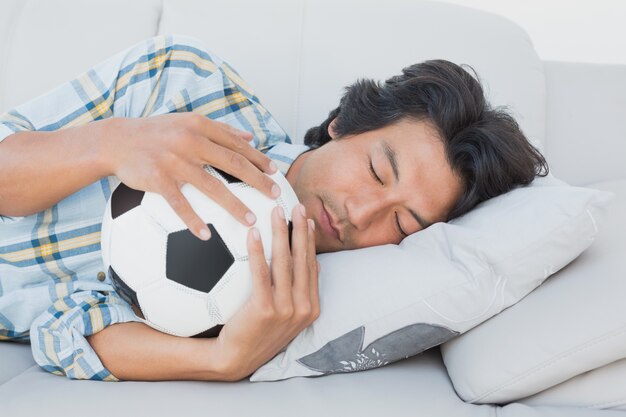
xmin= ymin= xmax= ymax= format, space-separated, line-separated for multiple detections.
xmin=327 ymin=118 xmax=338 ymax=139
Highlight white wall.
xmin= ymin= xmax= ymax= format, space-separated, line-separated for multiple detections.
xmin=433 ymin=0 xmax=626 ymax=65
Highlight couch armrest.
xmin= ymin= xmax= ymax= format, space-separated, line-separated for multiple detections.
xmin=543 ymin=61 xmax=626 ymax=186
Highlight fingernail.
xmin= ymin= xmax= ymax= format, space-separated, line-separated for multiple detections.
xmin=251 ymin=227 xmax=260 ymax=241
xmin=299 ymin=204 xmax=306 ymax=217
xmin=271 ymin=184 xmax=281 ymax=198
xmin=277 ymin=206 xmax=285 ymax=219
xmin=269 ymin=161 xmax=278 ymax=173
xmin=308 ymin=218 xmax=315 ymax=231
xmin=245 ymin=211 xmax=256 ymax=226
xmin=200 ymin=228 xmax=211 ymax=240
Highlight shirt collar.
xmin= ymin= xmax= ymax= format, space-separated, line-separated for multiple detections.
xmin=265 ymin=142 xmax=311 ymax=177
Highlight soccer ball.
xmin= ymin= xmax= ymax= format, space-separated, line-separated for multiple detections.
xmin=100 ymin=166 xmax=300 ymax=338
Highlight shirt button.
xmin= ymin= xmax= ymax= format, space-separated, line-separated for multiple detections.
xmin=97 ymin=271 xmax=106 ymax=282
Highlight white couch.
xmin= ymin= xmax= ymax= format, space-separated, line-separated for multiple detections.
xmin=1 ymin=1 xmax=625 ymax=416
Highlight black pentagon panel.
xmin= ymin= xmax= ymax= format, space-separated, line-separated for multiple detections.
xmin=191 ymin=325 xmax=223 ymax=338
xmin=108 ymin=266 xmax=141 ymax=308
xmin=166 ymin=224 xmax=235 ymax=293
xmin=111 ymin=183 xmax=145 ymax=219
xmin=213 ymin=167 xmax=243 ymax=184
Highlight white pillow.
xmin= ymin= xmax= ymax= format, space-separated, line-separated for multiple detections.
xmin=250 ymin=174 xmax=613 ymax=382
xmin=440 ymin=179 xmax=626 ymax=406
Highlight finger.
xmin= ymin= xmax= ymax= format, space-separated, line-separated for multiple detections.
xmin=216 ymin=123 xmax=276 ymax=175
xmin=218 ymin=121 xmax=254 ymax=141
xmin=292 ymin=204 xmax=312 ymax=308
xmin=161 ymin=182 xmax=211 ymax=241
xmin=198 ymin=138 xmax=280 ymax=200
xmin=247 ymin=227 xmax=272 ymax=304
xmin=308 ymin=220 xmax=321 ymax=317
xmin=270 ymin=205 xmax=294 ymax=308
xmin=200 ymin=120 xmax=277 ymax=175
xmin=234 ymin=141 xmax=278 ymax=176
xmin=186 ymin=163 xmax=257 ymax=227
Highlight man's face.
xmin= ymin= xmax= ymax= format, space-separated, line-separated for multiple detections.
xmin=286 ymin=118 xmax=464 ymax=253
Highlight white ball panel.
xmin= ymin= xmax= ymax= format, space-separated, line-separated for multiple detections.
xmin=210 ymin=261 xmax=253 ymax=323
xmin=140 ymin=190 xmax=187 ymax=233
xmin=252 ymin=171 xmax=300 ymax=260
xmin=270 ymin=169 xmax=300 ymax=213
xmin=224 ymin=170 xmax=300 ymax=260
xmin=139 ymin=280 xmax=214 ymax=337
xmin=228 ymin=185 xmax=278 ymax=259
xmin=180 ymin=182 xmax=248 ymax=256
xmin=110 ymin=206 xmax=167 ymax=291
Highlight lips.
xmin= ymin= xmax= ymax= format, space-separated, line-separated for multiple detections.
xmin=320 ymin=199 xmax=341 ymax=242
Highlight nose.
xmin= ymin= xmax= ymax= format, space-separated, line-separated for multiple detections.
xmin=345 ymin=191 xmax=392 ymax=231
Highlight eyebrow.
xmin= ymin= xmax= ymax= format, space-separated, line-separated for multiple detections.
xmin=381 ymin=140 xmax=400 ymax=185
xmin=381 ymin=140 xmax=433 ymax=230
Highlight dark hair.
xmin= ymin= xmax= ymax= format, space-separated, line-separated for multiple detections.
xmin=304 ymin=59 xmax=549 ymax=220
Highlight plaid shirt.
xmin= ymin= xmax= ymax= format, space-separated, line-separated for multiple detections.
xmin=0 ymin=34 xmax=309 ymax=381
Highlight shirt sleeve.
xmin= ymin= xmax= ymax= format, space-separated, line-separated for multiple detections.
xmin=11 ymin=34 xmax=292 ymax=381
xmin=29 ymin=285 xmax=140 ymax=381
xmin=0 ymin=34 xmax=173 ymax=142
xmin=0 ymin=33 xmax=291 ymax=150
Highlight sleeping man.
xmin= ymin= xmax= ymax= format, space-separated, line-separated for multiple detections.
xmin=0 ymin=35 xmax=547 ymax=382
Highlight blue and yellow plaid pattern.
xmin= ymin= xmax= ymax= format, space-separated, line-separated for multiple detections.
xmin=0 ymin=35 xmax=308 ymax=381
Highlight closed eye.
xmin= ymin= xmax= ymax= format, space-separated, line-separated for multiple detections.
xmin=395 ymin=212 xmax=408 ymax=237
xmin=368 ymin=157 xmax=383 ymax=185
xmin=369 ymin=156 xmax=406 ymax=238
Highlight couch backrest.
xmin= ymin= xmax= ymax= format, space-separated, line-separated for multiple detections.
xmin=0 ymin=0 xmax=546 ymax=150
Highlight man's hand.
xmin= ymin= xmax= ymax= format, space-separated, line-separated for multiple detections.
xmin=104 ymin=113 xmax=281 ymax=240
xmin=215 ymin=203 xmax=320 ymax=381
